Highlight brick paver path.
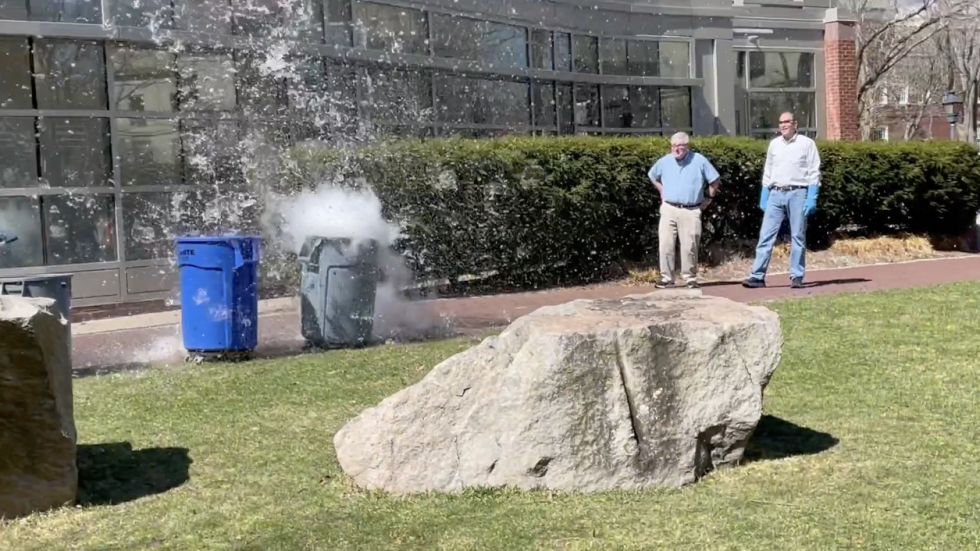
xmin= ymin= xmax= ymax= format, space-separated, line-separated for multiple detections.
xmin=72 ymin=256 xmax=980 ymax=375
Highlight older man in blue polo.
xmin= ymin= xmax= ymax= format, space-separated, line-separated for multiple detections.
xmin=648 ymin=132 xmax=721 ymax=289
xmin=743 ymin=111 xmax=821 ymax=289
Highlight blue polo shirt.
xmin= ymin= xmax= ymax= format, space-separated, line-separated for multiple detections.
xmin=648 ymin=152 xmax=721 ymax=206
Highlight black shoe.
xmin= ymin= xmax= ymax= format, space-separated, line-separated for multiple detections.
xmin=742 ymin=278 xmax=766 ymax=289
xmin=791 ymin=277 xmax=805 ymax=289
xmin=655 ymin=278 xmax=675 ymax=289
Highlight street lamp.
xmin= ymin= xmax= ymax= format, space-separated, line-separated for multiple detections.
xmin=942 ymin=90 xmax=963 ymax=141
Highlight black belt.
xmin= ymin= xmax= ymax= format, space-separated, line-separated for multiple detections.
xmin=665 ymin=201 xmax=700 ymax=209
xmin=771 ymin=185 xmax=807 ymax=191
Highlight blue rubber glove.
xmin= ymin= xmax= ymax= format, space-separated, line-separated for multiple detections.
xmin=759 ymin=187 xmax=770 ymax=212
xmin=803 ymin=186 xmax=819 ymax=217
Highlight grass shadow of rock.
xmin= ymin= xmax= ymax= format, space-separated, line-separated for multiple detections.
xmin=743 ymin=415 xmax=839 ymax=463
xmin=76 ymin=442 xmax=192 ymax=506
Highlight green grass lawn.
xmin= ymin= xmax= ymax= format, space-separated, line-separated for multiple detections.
xmin=4 ymin=283 xmax=980 ymax=550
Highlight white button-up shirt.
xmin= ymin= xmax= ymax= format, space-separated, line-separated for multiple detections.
xmin=762 ymin=133 xmax=821 ymax=188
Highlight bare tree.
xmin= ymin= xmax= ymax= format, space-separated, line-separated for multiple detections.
xmin=842 ymin=0 xmax=947 ymax=138
xmin=870 ymin=36 xmax=950 ymax=140
xmin=939 ymin=0 xmax=980 ymax=144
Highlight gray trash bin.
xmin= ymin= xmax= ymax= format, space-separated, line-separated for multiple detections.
xmin=1 ymin=274 xmax=73 ymax=355
xmin=0 ymin=274 xmax=72 ymax=321
xmin=299 ymin=236 xmax=380 ymax=349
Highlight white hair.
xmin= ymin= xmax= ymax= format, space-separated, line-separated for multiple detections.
xmin=670 ymin=132 xmax=690 ymax=145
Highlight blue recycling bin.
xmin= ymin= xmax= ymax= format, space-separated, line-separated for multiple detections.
xmin=175 ymin=236 xmax=261 ymax=355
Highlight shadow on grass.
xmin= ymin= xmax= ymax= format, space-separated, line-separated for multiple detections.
xmin=77 ymin=442 xmax=192 ymax=506
xmin=743 ymin=415 xmax=839 ymax=463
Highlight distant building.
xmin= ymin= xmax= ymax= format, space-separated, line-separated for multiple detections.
xmin=0 ymin=0 xmax=859 ymax=306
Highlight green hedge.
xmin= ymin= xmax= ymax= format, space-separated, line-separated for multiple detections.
xmin=285 ymin=136 xmax=980 ymax=285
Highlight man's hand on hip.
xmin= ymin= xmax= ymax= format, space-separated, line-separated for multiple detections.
xmin=699 ymin=198 xmax=712 ymax=211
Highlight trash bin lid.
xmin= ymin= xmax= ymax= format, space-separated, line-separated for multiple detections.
xmin=0 ymin=273 xmax=73 ymax=283
xmin=175 ymin=235 xmax=262 ymax=243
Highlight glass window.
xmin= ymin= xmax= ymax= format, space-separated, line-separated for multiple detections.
xmin=237 ymin=53 xmax=287 ymax=117
xmin=531 ymin=30 xmax=553 ymax=70
xmin=661 ymin=87 xmax=692 ymax=129
xmin=0 ymin=38 xmax=33 ymax=109
xmin=44 ymin=194 xmax=117 ymax=265
xmin=371 ymin=125 xmax=432 ymax=140
xmin=557 ymin=83 xmax=573 ymax=134
xmin=600 ymin=85 xmax=660 ymax=129
xmin=748 ymin=51 xmax=814 ymax=89
xmin=29 ymin=0 xmax=101 ymax=24
xmin=532 ymin=82 xmax=556 ymax=127
xmin=283 ymin=0 xmax=323 ymax=42
xmin=433 ymin=75 xmax=529 ymax=126
xmin=431 ymin=14 xmax=527 ymax=68
xmin=364 ymin=67 xmax=433 ymax=122
xmin=0 ymin=0 xmax=28 ymax=20
xmin=325 ymin=61 xmax=359 ymax=132
xmin=0 ymin=118 xmax=38 ymax=188
xmin=574 ymin=83 xmax=599 ymax=126
xmin=573 ymin=35 xmax=598 ymax=74
xmin=0 ymin=196 xmax=43 ymax=269
xmin=110 ymin=45 xmax=177 ymax=112
xmin=631 ymin=86 xmax=659 ymax=128
xmin=110 ymin=0 xmax=173 ymax=28
xmin=33 ymin=39 xmax=108 ymax=110
xmin=117 ymin=118 xmax=182 ymax=187
xmin=123 ymin=191 xmax=203 ymax=260
xmin=176 ymin=51 xmax=236 ymax=112
xmin=233 ymin=0 xmax=280 ymax=37
xmin=39 ymin=118 xmax=112 ymax=188
xmin=245 ymin=119 xmax=290 ymax=151
xmin=325 ymin=0 xmax=353 ymax=47
xmin=749 ymin=91 xmax=816 ymax=129
xmin=600 ymin=39 xmax=627 ymax=76
xmin=602 ymin=85 xmax=630 ymax=128
xmin=286 ymin=56 xmax=326 ymax=114
xmin=441 ymin=128 xmax=518 ymax=139
xmin=555 ymin=32 xmax=572 ymax=72
xmin=181 ymin=119 xmax=242 ymax=187
xmin=628 ymin=40 xmax=658 ymax=77
xmin=357 ymin=2 xmax=429 ymax=55
xmin=174 ymin=0 xmax=232 ymax=34
xmin=660 ymin=41 xmax=691 ymax=79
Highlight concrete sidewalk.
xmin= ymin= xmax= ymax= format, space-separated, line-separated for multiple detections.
xmin=72 ymin=296 xmax=298 ymax=336
xmin=70 ymin=255 xmax=980 ymax=375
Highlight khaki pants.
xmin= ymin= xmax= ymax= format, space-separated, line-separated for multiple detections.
xmin=658 ymin=202 xmax=702 ymax=282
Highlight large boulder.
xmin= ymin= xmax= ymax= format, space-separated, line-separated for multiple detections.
xmin=334 ymin=290 xmax=782 ymax=495
xmin=0 ymin=296 xmax=77 ymax=518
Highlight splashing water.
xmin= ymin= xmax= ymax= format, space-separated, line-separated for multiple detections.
xmin=264 ymin=184 xmax=403 ymax=255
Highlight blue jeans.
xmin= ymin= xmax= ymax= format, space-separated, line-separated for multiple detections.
xmin=750 ymin=188 xmax=808 ymax=280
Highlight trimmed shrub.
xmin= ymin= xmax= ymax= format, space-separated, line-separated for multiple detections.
xmin=285 ymin=136 xmax=980 ymax=285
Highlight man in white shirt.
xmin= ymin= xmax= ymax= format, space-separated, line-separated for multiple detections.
xmin=743 ymin=111 xmax=821 ymax=290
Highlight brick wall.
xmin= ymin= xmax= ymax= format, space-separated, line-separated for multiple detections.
xmin=874 ymin=104 xmax=953 ymax=141
xmin=824 ymin=20 xmax=860 ymax=141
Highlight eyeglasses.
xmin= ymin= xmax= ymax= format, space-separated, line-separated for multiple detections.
xmin=671 ymin=144 xmax=689 ymax=148
xmin=778 ymin=119 xmax=795 ymax=124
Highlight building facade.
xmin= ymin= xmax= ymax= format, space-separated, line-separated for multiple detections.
xmin=0 ymin=0 xmax=858 ymax=307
